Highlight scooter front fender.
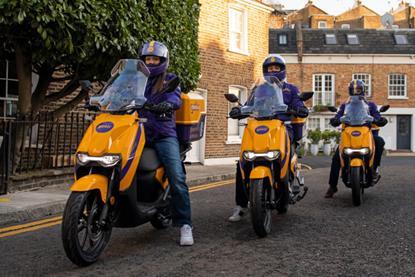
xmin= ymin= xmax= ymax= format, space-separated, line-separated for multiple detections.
xmin=71 ymin=174 xmax=108 ymax=203
xmin=350 ymin=158 xmax=364 ymax=167
xmin=250 ymin=166 xmax=273 ymax=185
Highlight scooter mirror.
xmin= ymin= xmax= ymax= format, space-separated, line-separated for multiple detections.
xmin=163 ymin=76 xmax=181 ymax=93
xmin=379 ymin=105 xmax=390 ymax=113
xmin=327 ymin=106 xmax=338 ymax=112
xmin=299 ymin=91 xmax=314 ymax=101
xmin=224 ymin=93 xmax=239 ymax=103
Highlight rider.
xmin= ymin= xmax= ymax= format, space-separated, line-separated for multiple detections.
xmin=325 ymin=79 xmax=388 ymax=198
xmin=228 ymin=54 xmax=309 ymax=222
xmin=139 ymin=41 xmax=193 ymax=246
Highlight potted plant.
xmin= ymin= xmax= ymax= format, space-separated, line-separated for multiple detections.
xmin=331 ymin=130 xmax=341 ymax=146
xmin=322 ymin=130 xmax=333 ymax=156
xmin=307 ymin=129 xmax=321 ymax=156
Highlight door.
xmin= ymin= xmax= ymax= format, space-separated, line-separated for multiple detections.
xmin=397 ymin=115 xmax=411 ymax=150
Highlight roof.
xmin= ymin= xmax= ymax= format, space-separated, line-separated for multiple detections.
xmin=269 ymin=28 xmax=415 ymax=55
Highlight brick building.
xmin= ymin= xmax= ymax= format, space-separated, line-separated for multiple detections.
xmin=188 ymin=0 xmax=274 ymax=164
xmin=270 ymin=27 xmax=415 ymax=152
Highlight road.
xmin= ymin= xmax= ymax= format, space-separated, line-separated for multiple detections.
xmin=0 ymin=160 xmax=414 ymax=276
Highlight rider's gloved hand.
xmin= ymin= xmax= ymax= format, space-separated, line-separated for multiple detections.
xmin=329 ymin=117 xmax=341 ymax=127
xmin=229 ymin=107 xmax=242 ymax=119
xmin=374 ymin=117 xmax=388 ymax=127
xmin=152 ymin=101 xmax=173 ymax=114
xmin=295 ymin=106 xmax=309 ymax=118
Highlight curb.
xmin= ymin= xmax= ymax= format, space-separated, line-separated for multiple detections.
xmin=0 ymin=173 xmax=235 ymax=227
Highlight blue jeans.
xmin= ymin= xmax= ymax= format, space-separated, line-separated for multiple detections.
xmin=154 ymin=137 xmax=192 ymax=227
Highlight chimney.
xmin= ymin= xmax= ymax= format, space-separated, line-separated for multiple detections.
xmin=295 ymin=22 xmax=303 ymax=63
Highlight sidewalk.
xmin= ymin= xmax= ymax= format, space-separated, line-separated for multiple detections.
xmin=0 ymin=164 xmax=236 ymax=227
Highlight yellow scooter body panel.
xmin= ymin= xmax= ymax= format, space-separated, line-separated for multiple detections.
xmin=240 ymin=118 xmax=290 ymax=179
xmin=339 ymin=125 xmax=375 ymax=168
xmin=250 ymin=166 xmax=273 ymax=185
xmin=76 ymin=113 xmax=145 ymax=191
xmin=71 ymin=174 xmax=109 ymax=203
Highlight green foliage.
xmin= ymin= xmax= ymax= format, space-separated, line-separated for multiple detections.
xmin=307 ymin=128 xmax=321 ymax=144
xmin=0 ymin=0 xmax=200 ymax=91
xmin=321 ymin=130 xmax=332 ymax=143
xmin=313 ymin=105 xmax=329 ymax=112
xmin=330 ymin=130 xmax=341 ymax=144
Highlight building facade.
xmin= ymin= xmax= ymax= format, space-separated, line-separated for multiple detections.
xmin=270 ymin=28 xmax=415 ymax=152
xmin=189 ymin=0 xmax=274 ymax=165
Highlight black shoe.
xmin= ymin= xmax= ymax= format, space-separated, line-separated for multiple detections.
xmin=324 ymin=187 xmax=338 ymax=198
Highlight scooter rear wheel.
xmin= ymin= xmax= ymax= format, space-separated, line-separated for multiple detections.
xmin=62 ymin=191 xmax=112 ymax=266
xmin=250 ymin=178 xmax=272 ymax=238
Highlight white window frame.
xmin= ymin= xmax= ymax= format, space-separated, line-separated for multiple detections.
xmin=227 ymin=85 xmax=248 ymax=144
xmin=318 ymin=21 xmax=327 ymax=29
xmin=388 ymin=74 xmax=407 ymax=99
xmin=312 ymin=74 xmax=335 ymax=106
xmin=307 ymin=117 xmax=320 ymax=130
xmin=341 ymin=24 xmax=351 ymax=29
xmin=0 ymin=60 xmax=19 ymax=119
xmin=352 ymin=73 xmax=372 ymax=97
xmin=228 ymin=5 xmax=249 ymax=55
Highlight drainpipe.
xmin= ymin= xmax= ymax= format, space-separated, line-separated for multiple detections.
xmin=295 ymin=22 xmax=304 ymax=88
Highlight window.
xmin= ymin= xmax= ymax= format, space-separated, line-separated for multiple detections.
xmin=392 ymin=25 xmax=400 ymax=29
xmin=325 ymin=34 xmax=337 ymax=44
xmin=324 ymin=118 xmax=335 ymax=130
xmin=278 ymin=34 xmax=288 ymax=45
xmin=313 ymin=74 xmax=335 ymax=106
xmin=227 ymin=86 xmax=248 ymax=142
xmin=307 ymin=118 xmax=320 ymax=130
xmin=0 ymin=60 xmax=18 ymax=119
xmin=394 ymin=34 xmax=408 ymax=45
xmin=341 ymin=24 xmax=350 ymax=29
xmin=347 ymin=34 xmax=359 ymax=45
xmin=352 ymin=73 xmax=371 ymax=97
xmin=229 ymin=7 xmax=248 ymax=54
xmin=318 ymin=21 xmax=327 ymax=29
xmin=388 ymin=74 xmax=407 ymax=98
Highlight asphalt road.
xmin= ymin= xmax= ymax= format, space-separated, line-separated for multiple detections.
xmin=1 ymin=160 xmax=414 ymax=276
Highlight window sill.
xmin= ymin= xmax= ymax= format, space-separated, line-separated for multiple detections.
xmin=227 ymin=48 xmax=250 ymax=56
xmin=226 ymin=139 xmax=242 ymax=145
xmin=388 ymin=96 xmax=408 ymax=100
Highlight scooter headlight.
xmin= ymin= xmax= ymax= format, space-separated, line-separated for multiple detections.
xmin=243 ymin=151 xmax=255 ymax=161
xmin=265 ymin=151 xmax=280 ymax=161
xmin=76 ymin=153 xmax=121 ymax=167
xmin=343 ymin=148 xmax=369 ymax=155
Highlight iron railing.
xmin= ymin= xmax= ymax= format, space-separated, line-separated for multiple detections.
xmin=0 ymin=112 xmax=96 ymax=194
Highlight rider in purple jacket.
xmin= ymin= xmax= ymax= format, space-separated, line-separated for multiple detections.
xmin=139 ymin=41 xmax=193 ymax=246
xmin=324 ymin=80 xmax=388 ymax=198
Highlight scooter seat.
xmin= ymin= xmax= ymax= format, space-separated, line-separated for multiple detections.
xmin=138 ymin=147 xmax=162 ymax=172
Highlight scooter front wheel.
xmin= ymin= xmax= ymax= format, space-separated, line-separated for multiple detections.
xmin=351 ymin=167 xmax=363 ymax=206
xmin=250 ymin=178 xmax=272 ymax=238
xmin=62 ymin=191 xmax=112 ymax=266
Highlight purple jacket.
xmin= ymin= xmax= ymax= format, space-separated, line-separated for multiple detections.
xmin=280 ymin=82 xmax=305 ymax=122
xmin=335 ymin=100 xmax=381 ymax=135
xmin=140 ymin=73 xmax=182 ymax=142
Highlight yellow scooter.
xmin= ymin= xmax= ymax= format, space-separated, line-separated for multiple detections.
xmin=61 ymin=59 xmax=205 ymax=266
xmin=328 ymin=97 xmax=389 ymax=206
xmin=225 ymin=80 xmax=312 ymax=237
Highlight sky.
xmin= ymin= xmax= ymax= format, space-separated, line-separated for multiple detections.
xmin=264 ymin=0 xmax=415 ymax=15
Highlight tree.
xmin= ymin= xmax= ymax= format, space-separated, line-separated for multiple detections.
xmin=0 ymin=0 xmax=200 ymax=118
xmin=0 ymin=0 xmax=200 ymax=172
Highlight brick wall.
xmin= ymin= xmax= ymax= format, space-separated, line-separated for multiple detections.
xmin=310 ymin=15 xmax=335 ymax=28
xmin=198 ymin=0 xmax=271 ymax=158
xmin=285 ymin=63 xmax=415 ymax=108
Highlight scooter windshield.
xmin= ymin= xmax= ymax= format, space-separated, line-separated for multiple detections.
xmin=90 ymin=59 xmax=149 ymax=111
xmin=241 ymin=81 xmax=287 ymax=118
xmin=340 ymin=96 xmax=373 ymax=126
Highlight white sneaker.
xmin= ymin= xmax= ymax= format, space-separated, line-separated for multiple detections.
xmin=180 ymin=224 xmax=194 ymax=246
xmin=228 ymin=205 xmax=247 ymax=222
